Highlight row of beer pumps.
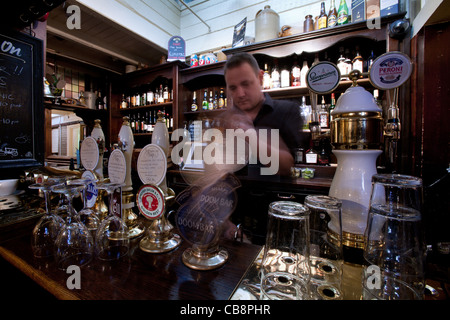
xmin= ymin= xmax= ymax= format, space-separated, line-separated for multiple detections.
xmin=305 ymin=51 xmax=413 ymax=252
xmin=82 ymin=109 xmax=230 ymax=271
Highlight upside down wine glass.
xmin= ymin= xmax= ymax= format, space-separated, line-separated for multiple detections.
xmin=95 ymin=182 xmax=129 ymax=261
xmin=29 ymin=181 xmax=66 ymax=258
xmin=69 ymin=178 xmax=100 ymax=234
xmin=51 ymin=183 xmax=94 ymax=270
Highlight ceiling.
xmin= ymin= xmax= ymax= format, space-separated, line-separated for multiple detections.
xmin=46 ymin=1 xmax=168 ymax=75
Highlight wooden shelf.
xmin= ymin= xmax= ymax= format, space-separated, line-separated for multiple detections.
xmin=119 ymin=102 xmax=172 ymax=113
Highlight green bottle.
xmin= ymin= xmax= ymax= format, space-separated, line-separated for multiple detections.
xmin=337 ymin=0 xmax=349 ymax=25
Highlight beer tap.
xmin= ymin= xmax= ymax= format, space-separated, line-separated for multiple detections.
xmin=384 ymin=88 xmax=401 ymax=172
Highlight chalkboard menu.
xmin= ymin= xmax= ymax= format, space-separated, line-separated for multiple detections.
xmin=0 ymin=29 xmax=44 ymax=169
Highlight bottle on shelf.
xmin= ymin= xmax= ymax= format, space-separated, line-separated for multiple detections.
xmin=154 ymin=88 xmax=160 ymax=104
xmin=144 ymin=111 xmax=150 ymax=132
xmin=328 ymin=0 xmax=337 ymax=27
xmin=213 ymin=91 xmax=218 ymax=109
xmin=367 ymin=50 xmax=376 ymax=72
xmin=318 ymin=2 xmax=328 ymax=29
xmin=329 ymin=93 xmax=336 ymax=123
xmin=318 ymin=141 xmax=330 ymax=165
xmin=291 ymin=60 xmax=301 ymax=87
xmin=263 ymin=63 xmax=271 ymax=89
xmin=337 ymin=0 xmax=349 ymax=25
xmin=280 ymin=66 xmax=290 ymax=88
xmin=305 ymin=146 xmax=319 ymax=165
xmin=130 ymin=113 xmax=135 ymax=133
xmin=158 ymin=84 xmax=165 ymax=103
xmin=136 ymin=113 xmax=141 ymax=134
xmin=120 ymin=94 xmax=128 ymax=109
xmin=337 ymin=48 xmax=347 ymax=79
xmin=271 ymin=62 xmax=280 ymax=88
xmin=202 ymin=89 xmax=208 ymax=110
xmin=130 ymin=92 xmax=136 ymax=108
xmin=135 ymin=91 xmax=141 ymax=107
xmin=352 ymin=47 xmax=364 ymax=73
xmin=163 ymin=82 xmax=170 ymax=102
xmin=300 ymin=61 xmax=309 ymax=88
xmin=191 ymin=91 xmax=198 ymax=111
xmin=147 ymin=88 xmax=154 ymax=105
xmin=300 ymin=96 xmax=311 ymax=130
xmin=319 ymin=96 xmax=329 ymax=128
xmin=344 ymin=48 xmax=352 ymax=77
xmin=218 ymin=89 xmax=225 ymax=108
xmin=95 ymin=91 xmax=105 ymax=110
xmin=141 ymin=91 xmax=147 ymax=106
xmin=208 ymin=90 xmax=214 ymax=110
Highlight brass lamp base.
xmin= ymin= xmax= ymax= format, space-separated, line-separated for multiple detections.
xmin=182 ymin=245 xmax=228 ymax=271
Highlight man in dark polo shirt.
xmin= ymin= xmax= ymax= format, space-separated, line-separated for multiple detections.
xmin=221 ymin=52 xmax=308 ymax=177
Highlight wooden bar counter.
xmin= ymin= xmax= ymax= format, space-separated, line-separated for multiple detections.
xmin=0 ymin=217 xmax=261 ymax=300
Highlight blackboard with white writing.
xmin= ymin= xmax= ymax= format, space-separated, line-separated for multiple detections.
xmin=0 ymin=30 xmax=44 ymax=169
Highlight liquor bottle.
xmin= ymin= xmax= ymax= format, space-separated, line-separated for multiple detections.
xmin=305 ymin=147 xmax=319 ymax=164
xmin=337 ymin=0 xmax=349 ymax=25
xmin=130 ymin=92 xmax=136 ymax=107
xmin=367 ymin=50 xmax=376 ymax=72
xmin=329 ymin=93 xmax=336 ymax=123
xmin=271 ymin=62 xmax=280 ymax=88
xmin=344 ymin=48 xmax=352 ymax=77
xmin=118 ymin=116 xmax=134 ymax=192
xmin=218 ymin=89 xmax=225 ymax=108
xmin=291 ymin=60 xmax=301 ymax=87
xmin=300 ymin=96 xmax=311 ymax=130
xmin=319 ymin=96 xmax=329 ymax=128
xmin=147 ymin=89 xmax=154 ymax=104
xmin=91 ymin=119 xmax=105 ymax=179
xmin=163 ymin=82 xmax=170 ymax=102
xmin=136 ymin=113 xmax=141 ymax=134
xmin=280 ymin=66 xmax=290 ymax=88
xmin=135 ymin=91 xmax=140 ymax=107
xmin=318 ymin=142 xmax=330 ymax=165
xmin=213 ymin=91 xmax=218 ymax=109
xmin=191 ymin=91 xmax=198 ymax=111
xmin=202 ymin=89 xmax=208 ymax=110
xmin=263 ymin=64 xmax=271 ymax=89
xmin=300 ymin=61 xmax=309 ymax=88
xmin=144 ymin=111 xmax=150 ymax=132
xmin=95 ymin=91 xmax=104 ymax=110
xmin=154 ymin=88 xmax=160 ymax=104
xmin=141 ymin=113 xmax=146 ymax=133
xmin=352 ymin=47 xmax=364 ymax=73
xmin=141 ymin=91 xmax=147 ymax=106
xmin=158 ymin=84 xmax=165 ymax=103
xmin=121 ymin=94 xmax=128 ymax=109
xmin=318 ymin=2 xmax=328 ymax=29
xmin=328 ymin=0 xmax=337 ymax=27
xmin=337 ymin=48 xmax=347 ymax=79
xmin=208 ymin=90 xmax=214 ymax=110
xmin=130 ymin=114 xmax=135 ymax=133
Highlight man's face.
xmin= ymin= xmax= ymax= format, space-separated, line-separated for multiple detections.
xmin=225 ymin=62 xmax=264 ymax=113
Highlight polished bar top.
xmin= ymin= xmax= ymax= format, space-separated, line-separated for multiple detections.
xmin=0 ymin=219 xmax=261 ymax=300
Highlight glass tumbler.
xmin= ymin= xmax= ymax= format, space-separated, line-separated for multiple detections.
xmin=260 ymin=201 xmax=311 ymax=300
xmin=362 ymin=174 xmax=426 ymax=300
xmin=304 ymin=195 xmax=343 ymax=300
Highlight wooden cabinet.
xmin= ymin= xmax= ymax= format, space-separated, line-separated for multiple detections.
xmin=110 ymin=61 xmax=188 ymax=149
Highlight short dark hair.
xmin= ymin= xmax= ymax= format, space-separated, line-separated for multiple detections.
xmin=224 ymin=52 xmax=260 ymax=77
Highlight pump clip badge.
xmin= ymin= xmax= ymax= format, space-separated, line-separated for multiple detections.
xmin=137 ymin=185 xmax=165 ymax=220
